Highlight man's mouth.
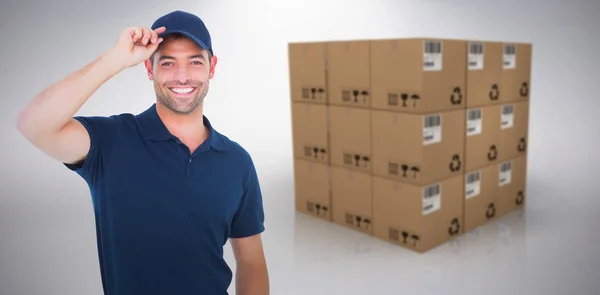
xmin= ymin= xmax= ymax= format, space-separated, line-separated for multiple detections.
xmin=168 ymin=87 xmax=197 ymax=95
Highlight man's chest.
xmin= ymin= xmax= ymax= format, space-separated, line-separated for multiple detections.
xmin=98 ymin=143 xmax=244 ymax=241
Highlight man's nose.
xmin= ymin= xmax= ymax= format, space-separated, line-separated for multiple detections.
xmin=174 ymin=65 xmax=191 ymax=83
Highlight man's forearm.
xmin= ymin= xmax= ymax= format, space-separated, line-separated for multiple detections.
xmin=17 ymin=49 xmax=124 ymax=139
xmin=236 ymin=261 xmax=269 ymax=295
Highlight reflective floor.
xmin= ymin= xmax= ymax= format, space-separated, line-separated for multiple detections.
xmin=235 ymin=170 xmax=600 ymax=295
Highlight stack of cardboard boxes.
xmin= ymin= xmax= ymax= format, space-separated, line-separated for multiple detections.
xmin=289 ymin=38 xmax=531 ymax=253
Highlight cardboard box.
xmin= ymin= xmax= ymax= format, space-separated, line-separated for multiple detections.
xmin=290 ymin=102 xmax=330 ymax=164
xmin=370 ymin=38 xmax=467 ymax=113
xmin=466 ymin=41 xmax=504 ymax=107
xmin=495 ymin=155 xmax=528 ymax=218
xmin=328 ymin=106 xmax=372 ymax=173
xmin=465 ymin=104 xmax=503 ymax=172
xmin=294 ymin=159 xmax=331 ymax=221
xmin=327 ymin=40 xmax=371 ymax=108
xmin=288 ymin=42 xmax=328 ymax=104
xmin=330 ymin=166 xmax=373 ymax=235
xmin=463 ymin=164 xmax=501 ymax=232
xmin=372 ymin=174 xmax=464 ymax=253
xmin=500 ymin=43 xmax=532 ymax=103
xmin=371 ymin=109 xmax=465 ymax=185
xmin=498 ymin=101 xmax=529 ymax=162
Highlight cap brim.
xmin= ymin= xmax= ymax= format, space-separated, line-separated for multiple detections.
xmin=158 ymin=30 xmax=210 ymax=53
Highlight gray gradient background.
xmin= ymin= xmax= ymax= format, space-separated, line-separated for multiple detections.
xmin=1 ymin=0 xmax=599 ymax=294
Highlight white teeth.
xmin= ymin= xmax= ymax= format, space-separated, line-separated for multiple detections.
xmin=171 ymin=87 xmax=194 ymax=94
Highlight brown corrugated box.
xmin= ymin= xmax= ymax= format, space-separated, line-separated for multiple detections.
xmin=498 ymin=101 xmax=529 ymax=162
xmin=327 ymin=40 xmax=371 ymax=108
xmin=495 ymin=155 xmax=528 ymax=218
xmin=371 ymin=109 xmax=465 ymax=185
xmin=370 ymin=38 xmax=467 ymax=113
xmin=463 ymin=163 xmax=500 ymax=232
xmin=466 ymin=41 xmax=504 ymax=107
xmin=290 ymin=102 xmax=330 ymax=165
xmin=329 ymin=105 xmax=372 ymax=173
xmin=465 ymin=105 xmax=503 ymax=172
xmin=330 ymin=166 xmax=373 ymax=235
xmin=293 ymin=158 xmax=332 ymax=222
xmin=372 ymin=174 xmax=464 ymax=253
xmin=288 ymin=42 xmax=328 ymax=104
xmin=500 ymin=43 xmax=532 ymax=103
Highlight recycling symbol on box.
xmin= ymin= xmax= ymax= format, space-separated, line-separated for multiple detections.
xmin=489 ymin=84 xmax=500 ymax=101
xmin=448 ymin=218 xmax=460 ymax=236
xmin=449 ymin=154 xmax=462 ymax=172
xmin=516 ymin=191 xmax=525 ymax=206
xmin=488 ymin=145 xmax=498 ymax=161
xmin=520 ymin=82 xmax=529 ymax=97
xmin=517 ymin=138 xmax=527 ymax=152
xmin=486 ymin=203 xmax=496 ymax=219
xmin=450 ymin=87 xmax=463 ymax=105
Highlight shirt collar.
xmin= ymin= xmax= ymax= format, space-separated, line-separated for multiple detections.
xmin=137 ymin=103 xmax=229 ymax=152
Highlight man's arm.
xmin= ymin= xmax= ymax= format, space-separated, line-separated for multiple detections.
xmin=16 ymin=26 xmax=162 ymax=165
xmin=229 ymin=151 xmax=268 ymax=294
xmin=231 ymin=234 xmax=269 ymax=295
xmin=16 ymin=50 xmax=124 ymax=165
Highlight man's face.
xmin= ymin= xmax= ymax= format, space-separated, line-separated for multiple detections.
xmin=145 ymin=36 xmax=217 ymax=115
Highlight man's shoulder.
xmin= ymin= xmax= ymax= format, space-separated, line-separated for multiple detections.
xmin=215 ymin=133 xmax=262 ymax=193
xmin=214 ymin=132 xmax=256 ymax=168
xmin=217 ymin=133 xmax=252 ymax=159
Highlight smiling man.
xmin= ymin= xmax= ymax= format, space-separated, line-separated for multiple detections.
xmin=16 ymin=10 xmax=269 ymax=295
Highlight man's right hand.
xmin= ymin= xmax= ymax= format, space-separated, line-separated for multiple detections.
xmin=107 ymin=26 xmax=166 ymax=69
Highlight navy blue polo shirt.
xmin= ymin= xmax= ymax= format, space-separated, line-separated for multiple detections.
xmin=64 ymin=103 xmax=265 ymax=295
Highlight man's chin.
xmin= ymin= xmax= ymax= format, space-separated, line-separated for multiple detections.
xmin=161 ymin=98 xmax=201 ymax=115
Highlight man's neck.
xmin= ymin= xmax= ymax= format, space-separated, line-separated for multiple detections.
xmin=155 ymin=102 xmax=208 ymax=144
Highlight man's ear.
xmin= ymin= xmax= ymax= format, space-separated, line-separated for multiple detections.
xmin=144 ymin=59 xmax=154 ymax=80
xmin=209 ymin=55 xmax=218 ymax=79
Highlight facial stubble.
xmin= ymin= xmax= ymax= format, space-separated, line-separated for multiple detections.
xmin=154 ymin=81 xmax=209 ymax=115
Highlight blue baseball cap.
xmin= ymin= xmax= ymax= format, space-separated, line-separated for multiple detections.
xmin=151 ymin=10 xmax=214 ymax=56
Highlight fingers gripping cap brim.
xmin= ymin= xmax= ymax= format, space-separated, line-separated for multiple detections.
xmin=158 ymin=30 xmax=213 ymax=55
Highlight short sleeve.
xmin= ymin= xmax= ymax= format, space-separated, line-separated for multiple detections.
xmin=64 ymin=115 xmax=120 ymax=184
xmin=229 ymin=158 xmax=265 ymax=239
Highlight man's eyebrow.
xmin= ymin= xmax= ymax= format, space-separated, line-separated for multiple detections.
xmin=158 ymin=54 xmax=205 ymax=61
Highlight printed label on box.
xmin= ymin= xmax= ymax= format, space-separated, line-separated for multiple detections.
xmin=499 ymin=162 xmax=512 ymax=186
xmin=501 ymin=104 xmax=514 ymax=129
xmin=423 ymin=114 xmax=442 ymax=145
xmin=467 ymin=109 xmax=482 ymax=136
xmin=503 ymin=44 xmax=516 ymax=69
xmin=423 ymin=183 xmax=441 ymax=215
xmin=466 ymin=171 xmax=481 ymax=199
xmin=468 ymin=42 xmax=484 ymax=70
xmin=423 ymin=40 xmax=442 ymax=71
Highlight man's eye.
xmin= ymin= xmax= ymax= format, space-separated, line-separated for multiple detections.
xmin=192 ymin=61 xmax=203 ymax=65
xmin=161 ymin=62 xmax=173 ymax=66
